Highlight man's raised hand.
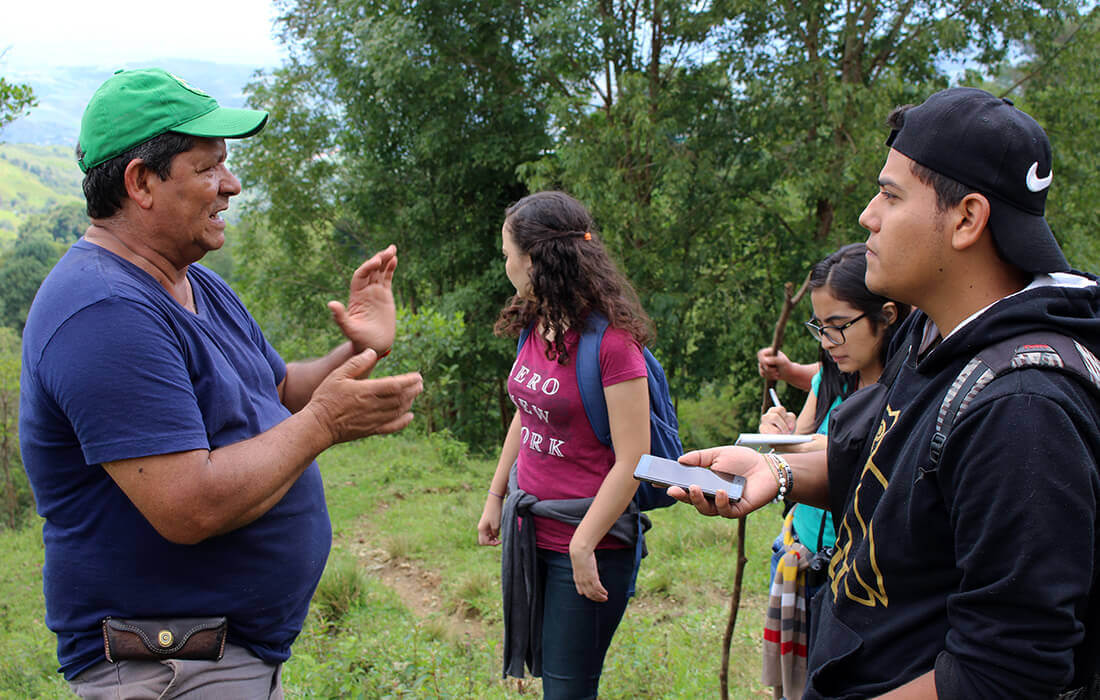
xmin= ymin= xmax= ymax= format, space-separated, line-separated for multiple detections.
xmin=328 ymin=245 xmax=398 ymax=354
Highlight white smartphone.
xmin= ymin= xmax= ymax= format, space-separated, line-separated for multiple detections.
xmin=633 ymin=454 xmax=745 ymax=502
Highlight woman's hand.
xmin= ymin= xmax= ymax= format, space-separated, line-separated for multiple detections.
xmin=477 ymin=495 xmax=503 ymax=546
xmin=569 ymin=545 xmax=608 ymax=602
xmin=759 ymin=405 xmax=797 ymax=434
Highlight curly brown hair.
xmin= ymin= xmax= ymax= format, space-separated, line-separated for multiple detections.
xmin=493 ymin=191 xmax=654 ymax=364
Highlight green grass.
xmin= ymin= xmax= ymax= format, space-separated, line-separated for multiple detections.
xmin=0 ymin=432 xmax=783 ymax=699
xmin=0 ymin=522 xmax=71 ymax=698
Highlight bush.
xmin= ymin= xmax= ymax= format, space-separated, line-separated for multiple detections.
xmin=312 ymin=554 xmax=369 ymax=625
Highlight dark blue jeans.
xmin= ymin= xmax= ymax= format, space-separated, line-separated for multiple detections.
xmin=538 ymin=547 xmax=634 ymax=700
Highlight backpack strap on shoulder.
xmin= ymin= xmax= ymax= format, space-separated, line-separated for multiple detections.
xmin=576 ymin=312 xmax=613 ymax=446
xmin=517 ymin=322 xmax=533 ymax=354
xmin=929 ymin=333 xmax=1100 ymax=465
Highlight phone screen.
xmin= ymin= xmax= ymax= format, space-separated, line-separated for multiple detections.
xmin=634 ymin=454 xmax=745 ymax=501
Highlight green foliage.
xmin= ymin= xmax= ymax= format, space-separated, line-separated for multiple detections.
xmin=312 ymin=553 xmax=370 ymax=624
xmin=0 ymin=327 xmax=31 ymax=530
xmin=293 ymin=433 xmax=783 ymax=698
xmin=236 ymin=0 xmax=1095 ymax=452
xmin=1011 ymin=7 xmax=1100 ymax=273
xmin=0 ymin=144 xmax=83 ymax=242
xmin=16 ymin=200 xmax=85 ymax=246
xmin=236 ymin=0 xmax=551 ymax=446
xmin=385 ymin=308 xmax=468 ymax=436
xmin=0 ymin=233 xmax=62 ymax=332
xmin=0 ymin=522 xmax=70 ymax=698
xmin=0 ymin=75 xmax=35 ymax=131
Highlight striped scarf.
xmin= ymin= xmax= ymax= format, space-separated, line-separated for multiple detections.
xmin=762 ymin=510 xmax=811 ymax=700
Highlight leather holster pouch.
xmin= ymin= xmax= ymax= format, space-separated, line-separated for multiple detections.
xmin=102 ymin=616 xmax=228 ymax=662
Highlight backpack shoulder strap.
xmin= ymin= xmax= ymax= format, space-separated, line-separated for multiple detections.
xmin=930 ymin=332 xmax=1100 ymax=465
xmin=576 ymin=313 xmax=612 ymax=446
xmin=517 ymin=323 xmax=533 ymax=354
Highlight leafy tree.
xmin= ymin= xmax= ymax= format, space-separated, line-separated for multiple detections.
xmin=238 ymin=0 xmax=1095 ymax=448
xmin=0 ymin=73 xmax=35 ymax=131
xmin=1010 ymin=7 xmax=1100 ymax=272
xmin=518 ymin=0 xmax=1088 ymax=423
xmin=15 ymin=201 xmax=85 ymax=245
xmin=0 ymin=203 xmax=84 ymax=332
xmin=517 ymin=2 xmax=757 ymax=397
xmin=237 ymin=0 xmax=550 ymax=444
xmin=0 ymin=234 xmax=55 ymax=331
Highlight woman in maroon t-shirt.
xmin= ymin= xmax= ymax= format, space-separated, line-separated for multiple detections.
xmin=478 ymin=191 xmax=654 ymax=699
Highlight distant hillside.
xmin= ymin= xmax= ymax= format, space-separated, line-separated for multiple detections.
xmin=0 ymin=144 xmax=83 ymax=242
xmin=0 ymin=60 xmax=265 ymax=147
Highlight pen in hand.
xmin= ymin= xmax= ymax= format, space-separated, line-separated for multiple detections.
xmin=769 ymin=387 xmax=782 ymax=408
xmin=765 ymin=387 xmax=795 ymax=435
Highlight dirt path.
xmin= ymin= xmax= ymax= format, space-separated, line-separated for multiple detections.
xmin=348 ymin=528 xmax=486 ymax=641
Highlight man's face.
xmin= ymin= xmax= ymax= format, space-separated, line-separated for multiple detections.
xmin=858 ymin=148 xmax=949 ymax=307
xmin=150 ymin=136 xmax=241 ymax=264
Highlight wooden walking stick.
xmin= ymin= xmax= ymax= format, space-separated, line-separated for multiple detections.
xmin=719 ymin=270 xmax=812 ymax=700
xmin=760 ymin=272 xmax=813 ymax=414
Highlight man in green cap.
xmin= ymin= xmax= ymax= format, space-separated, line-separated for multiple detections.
xmin=20 ymin=67 xmax=424 ymax=697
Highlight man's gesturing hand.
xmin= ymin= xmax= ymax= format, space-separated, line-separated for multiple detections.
xmin=328 ymin=245 xmax=398 ymax=354
xmin=305 ymin=348 xmax=423 ymax=445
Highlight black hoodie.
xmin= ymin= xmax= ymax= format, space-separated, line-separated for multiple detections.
xmin=806 ymin=273 xmax=1100 ymax=699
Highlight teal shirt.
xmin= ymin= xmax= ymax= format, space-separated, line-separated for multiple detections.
xmin=791 ymin=371 xmax=840 ymax=550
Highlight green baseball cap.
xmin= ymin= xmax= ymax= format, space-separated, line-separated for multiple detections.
xmin=77 ymin=68 xmax=269 ymax=173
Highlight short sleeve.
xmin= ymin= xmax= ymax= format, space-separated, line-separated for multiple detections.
xmin=35 ymin=298 xmax=210 ymax=465
xmin=598 ymin=327 xmax=647 ymax=388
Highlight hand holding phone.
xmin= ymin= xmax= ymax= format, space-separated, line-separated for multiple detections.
xmin=633 ymin=454 xmax=745 ymax=502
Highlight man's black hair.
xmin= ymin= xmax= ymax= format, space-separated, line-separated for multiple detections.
xmin=77 ymin=132 xmax=195 ymax=219
xmin=886 ymin=105 xmax=975 ymax=212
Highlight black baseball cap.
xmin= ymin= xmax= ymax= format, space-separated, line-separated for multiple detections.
xmin=886 ymin=86 xmax=1068 ymax=273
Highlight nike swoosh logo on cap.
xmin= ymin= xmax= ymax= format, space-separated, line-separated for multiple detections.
xmin=1026 ymin=162 xmax=1052 ymax=192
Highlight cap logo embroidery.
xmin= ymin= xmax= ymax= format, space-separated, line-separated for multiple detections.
xmin=169 ymin=72 xmax=209 ymax=97
xmin=1025 ymin=162 xmax=1052 ymax=192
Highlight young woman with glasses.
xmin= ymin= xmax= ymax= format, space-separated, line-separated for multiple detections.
xmin=757 ymin=242 xmax=910 ymax=700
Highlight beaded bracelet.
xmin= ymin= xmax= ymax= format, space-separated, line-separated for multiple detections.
xmin=778 ymin=454 xmax=794 ymax=496
xmin=763 ymin=452 xmax=792 ymax=503
xmin=762 ymin=453 xmax=784 ymax=502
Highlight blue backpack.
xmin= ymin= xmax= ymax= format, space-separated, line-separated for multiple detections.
xmin=516 ymin=312 xmax=682 ymax=510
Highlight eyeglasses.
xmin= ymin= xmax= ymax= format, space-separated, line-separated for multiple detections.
xmin=804 ymin=313 xmax=867 ymax=345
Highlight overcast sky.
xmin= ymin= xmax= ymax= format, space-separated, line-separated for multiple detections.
xmin=0 ymin=0 xmax=284 ymax=71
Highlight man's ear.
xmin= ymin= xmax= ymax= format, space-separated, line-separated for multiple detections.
xmin=950 ymin=192 xmax=992 ymax=252
xmin=122 ymin=159 xmax=155 ymax=210
xmin=880 ymin=300 xmax=898 ymax=326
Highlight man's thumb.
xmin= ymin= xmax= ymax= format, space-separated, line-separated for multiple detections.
xmin=341 ymin=347 xmax=378 ymax=379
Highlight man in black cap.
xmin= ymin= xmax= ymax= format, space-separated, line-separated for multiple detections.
xmin=674 ymin=87 xmax=1100 ymax=698
xmin=20 ymin=68 xmax=423 ymax=696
